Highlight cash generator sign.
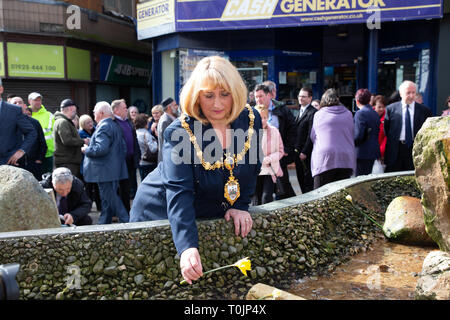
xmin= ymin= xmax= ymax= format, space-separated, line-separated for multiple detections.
xmin=220 ymin=0 xmax=388 ymax=20
xmin=134 ymin=0 xmax=441 ymax=38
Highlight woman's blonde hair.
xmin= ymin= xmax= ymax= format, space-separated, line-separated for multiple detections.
xmin=179 ymin=56 xmax=247 ymax=125
xmin=79 ymin=114 xmax=93 ymax=130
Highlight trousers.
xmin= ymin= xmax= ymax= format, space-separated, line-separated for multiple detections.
xmin=97 ymin=180 xmax=129 ymax=224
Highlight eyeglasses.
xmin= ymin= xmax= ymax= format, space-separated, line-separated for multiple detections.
xmin=298 ymin=96 xmax=309 ymax=99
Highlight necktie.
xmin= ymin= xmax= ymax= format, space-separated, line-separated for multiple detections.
xmin=59 ymin=196 xmax=68 ymax=215
xmin=405 ymin=105 xmax=413 ymax=147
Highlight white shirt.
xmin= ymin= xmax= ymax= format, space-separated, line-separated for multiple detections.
xmin=399 ymin=101 xmax=415 ymax=141
xmin=299 ymin=105 xmax=307 ymax=118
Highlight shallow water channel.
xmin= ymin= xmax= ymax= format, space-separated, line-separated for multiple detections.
xmin=288 ymin=237 xmax=437 ymax=300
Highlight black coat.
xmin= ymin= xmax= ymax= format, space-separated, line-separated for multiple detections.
xmin=271 ymin=99 xmax=297 ymax=163
xmin=40 ymin=175 xmax=92 ymax=225
xmin=384 ymin=101 xmax=432 ymax=167
xmin=26 ymin=116 xmax=47 ymax=162
xmin=293 ymin=104 xmax=317 ymax=157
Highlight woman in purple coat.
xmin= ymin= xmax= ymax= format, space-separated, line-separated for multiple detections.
xmin=310 ymin=89 xmax=356 ymax=189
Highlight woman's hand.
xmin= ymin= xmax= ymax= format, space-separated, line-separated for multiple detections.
xmin=224 ymin=208 xmax=252 ymax=238
xmin=180 ymin=247 xmax=203 ymax=285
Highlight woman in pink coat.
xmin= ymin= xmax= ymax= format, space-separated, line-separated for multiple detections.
xmin=253 ymin=104 xmax=284 ymax=205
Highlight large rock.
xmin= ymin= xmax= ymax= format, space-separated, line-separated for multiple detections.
xmin=415 ymin=250 xmax=450 ymax=300
xmin=413 ymin=117 xmax=450 ymax=252
xmin=0 ymin=165 xmax=60 ymax=232
xmin=383 ymin=196 xmax=436 ymax=246
xmin=246 ymin=283 xmax=305 ymax=300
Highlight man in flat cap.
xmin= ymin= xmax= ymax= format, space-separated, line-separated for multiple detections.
xmin=53 ymin=98 xmax=89 ymax=179
xmin=29 ymin=92 xmax=55 ymax=175
xmin=157 ymin=97 xmax=179 ymax=163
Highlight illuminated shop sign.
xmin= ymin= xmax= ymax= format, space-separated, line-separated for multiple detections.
xmin=137 ymin=0 xmax=443 ymax=39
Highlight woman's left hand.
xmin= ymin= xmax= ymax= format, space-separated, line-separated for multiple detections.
xmin=224 ymin=209 xmax=252 ymax=238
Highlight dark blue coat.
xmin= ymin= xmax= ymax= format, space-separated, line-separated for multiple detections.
xmin=384 ymin=101 xmax=432 ymax=168
xmin=26 ymin=117 xmax=47 ymax=163
xmin=0 ymin=101 xmax=37 ymax=164
xmin=130 ymin=107 xmax=263 ymax=255
xmin=82 ymin=118 xmax=128 ymax=183
xmin=354 ymin=105 xmax=381 ymax=160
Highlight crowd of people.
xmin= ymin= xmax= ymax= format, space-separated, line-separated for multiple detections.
xmin=0 ymin=57 xmax=447 ymax=284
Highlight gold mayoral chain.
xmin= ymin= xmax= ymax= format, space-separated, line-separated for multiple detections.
xmin=181 ymin=104 xmax=255 ymax=206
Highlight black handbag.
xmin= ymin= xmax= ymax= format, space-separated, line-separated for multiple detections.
xmin=269 ymin=165 xmax=285 ymax=197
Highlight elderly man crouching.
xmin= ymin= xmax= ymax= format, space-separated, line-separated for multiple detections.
xmin=40 ymin=167 xmax=93 ymax=226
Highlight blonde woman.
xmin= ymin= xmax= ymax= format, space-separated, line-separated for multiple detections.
xmin=253 ymin=104 xmax=284 ymax=205
xmin=130 ymin=56 xmax=263 ymax=285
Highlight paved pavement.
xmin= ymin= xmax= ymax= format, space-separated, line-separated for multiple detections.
xmin=89 ymin=166 xmax=301 ymax=225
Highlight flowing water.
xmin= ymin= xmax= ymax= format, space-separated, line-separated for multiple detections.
xmin=289 ymin=238 xmax=437 ymax=300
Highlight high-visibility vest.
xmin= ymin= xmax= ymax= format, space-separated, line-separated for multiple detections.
xmin=31 ymin=105 xmax=55 ymax=157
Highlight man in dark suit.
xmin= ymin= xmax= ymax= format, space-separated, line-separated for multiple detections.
xmin=111 ymin=98 xmax=141 ymax=211
xmin=293 ymin=87 xmax=317 ymax=193
xmin=10 ymin=96 xmax=47 ymax=181
xmin=39 ymin=167 xmax=92 ymax=226
xmin=353 ymin=89 xmax=380 ymax=176
xmin=82 ymin=101 xmax=129 ymax=224
xmin=255 ymin=83 xmax=297 ymax=199
xmin=384 ymin=80 xmax=432 ymax=172
xmin=0 ymin=81 xmax=37 ymax=166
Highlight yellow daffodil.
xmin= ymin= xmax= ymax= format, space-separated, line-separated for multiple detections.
xmin=345 ymin=195 xmax=353 ymax=203
xmin=345 ymin=194 xmax=384 ymax=231
xmin=233 ymin=257 xmax=251 ymax=276
xmin=180 ymin=257 xmax=252 ymax=285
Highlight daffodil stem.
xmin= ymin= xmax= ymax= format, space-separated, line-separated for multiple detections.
xmin=180 ymin=264 xmax=234 ymax=285
xmin=355 ymin=206 xmax=384 ymax=230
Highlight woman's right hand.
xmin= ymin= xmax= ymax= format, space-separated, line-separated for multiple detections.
xmin=180 ymin=247 xmax=203 ymax=285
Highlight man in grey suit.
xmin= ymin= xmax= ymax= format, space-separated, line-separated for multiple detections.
xmin=384 ymin=80 xmax=432 ymax=172
xmin=81 ymin=101 xmax=129 ymax=224
xmin=0 ymin=80 xmax=37 ymax=166
xmin=157 ymin=97 xmax=179 ymax=163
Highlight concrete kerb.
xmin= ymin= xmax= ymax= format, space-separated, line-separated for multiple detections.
xmin=249 ymin=170 xmax=415 ymax=214
xmin=0 ymin=170 xmax=415 ymax=241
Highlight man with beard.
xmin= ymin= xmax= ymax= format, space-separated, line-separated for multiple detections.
xmin=53 ymin=99 xmax=89 ymax=178
xmin=157 ymin=97 xmax=180 ymax=163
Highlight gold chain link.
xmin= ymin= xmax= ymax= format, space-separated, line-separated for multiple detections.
xmin=180 ymin=105 xmax=255 ymax=170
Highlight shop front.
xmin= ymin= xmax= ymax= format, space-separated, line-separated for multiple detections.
xmin=137 ymin=0 xmax=443 ymax=114
xmin=97 ymin=54 xmax=152 ymax=113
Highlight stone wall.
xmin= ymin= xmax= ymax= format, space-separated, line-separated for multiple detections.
xmin=0 ymin=173 xmax=420 ymax=300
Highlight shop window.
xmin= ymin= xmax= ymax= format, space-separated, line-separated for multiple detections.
xmin=323 ymin=65 xmax=357 ymax=110
xmin=232 ymin=60 xmax=268 ymax=93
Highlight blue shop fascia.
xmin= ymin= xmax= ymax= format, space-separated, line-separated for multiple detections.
xmin=137 ymin=0 xmax=449 ymax=116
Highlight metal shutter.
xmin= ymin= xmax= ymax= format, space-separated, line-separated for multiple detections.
xmin=2 ymin=80 xmax=72 ymax=114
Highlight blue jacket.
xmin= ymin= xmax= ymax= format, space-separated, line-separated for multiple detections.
xmin=130 ymin=107 xmax=263 ymax=255
xmin=0 ymin=101 xmax=37 ymax=164
xmin=82 ymin=118 xmax=128 ymax=183
xmin=354 ymin=105 xmax=381 ymax=160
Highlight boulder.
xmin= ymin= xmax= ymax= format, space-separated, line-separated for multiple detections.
xmin=413 ymin=116 xmax=450 ymax=252
xmin=0 ymin=165 xmax=60 ymax=232
xmin=246 ymin=283 xmax=305 ymax=300
xmin=383 ymin=196 xmax=435 ymax=246
xmin=415 ymin=250 xmax=450 ymax=300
